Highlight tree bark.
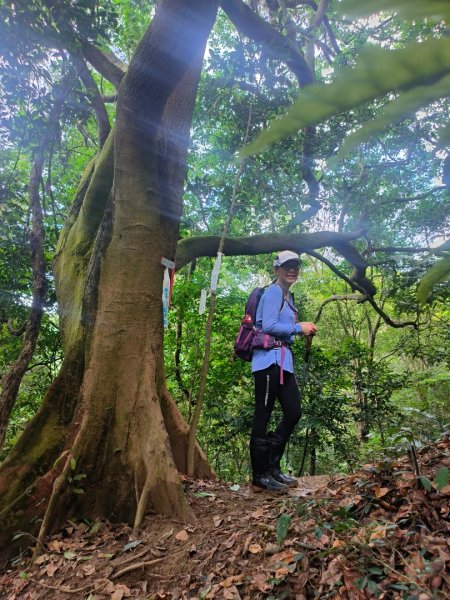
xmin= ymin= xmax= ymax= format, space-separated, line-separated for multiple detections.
xmin=0 ymin=0 xmax=218 ymax=561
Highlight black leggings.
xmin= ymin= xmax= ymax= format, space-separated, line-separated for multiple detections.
xmin=251 ymin=363 xmax=301 ymax=444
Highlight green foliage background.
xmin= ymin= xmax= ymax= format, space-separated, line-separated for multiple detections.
xmin=0 ymin=0 xmax=449 ymax=475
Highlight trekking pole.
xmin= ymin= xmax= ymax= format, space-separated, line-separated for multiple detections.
xmin=300 ymin=334 xmax=313 ymax=393
xmin=294 ymin=335 xmax=314 ymax=476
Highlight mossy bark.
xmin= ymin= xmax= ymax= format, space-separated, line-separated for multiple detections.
xmin=0 ymin=0 xmax=218 ymax=561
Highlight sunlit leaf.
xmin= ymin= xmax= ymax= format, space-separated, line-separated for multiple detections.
xmin=240 ymin=38 xmax=450 ymax=158
xmin=341 ymin=0 xmax=450 ymax=23
xmin=331 ymin=73 xmax=450 ymax=164
xmin=417 ymin=254 xmax=450 ymax=304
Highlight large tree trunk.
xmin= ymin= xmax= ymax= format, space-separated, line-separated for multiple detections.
xmin=0 ymin=0 xmax=218 ymax=560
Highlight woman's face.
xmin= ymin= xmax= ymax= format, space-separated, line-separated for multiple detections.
xmin=276 ymin=261 xmax=300 ymax=287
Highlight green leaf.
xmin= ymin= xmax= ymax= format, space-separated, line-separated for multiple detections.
xmin=73 ymin=488 xmax=84 ymax=494
xmin=12 ymin=532 xmax=29 ymax=540
xmin=53 ymin=450 xmax=69 ymax=469
xmin=435 ymin=466 xmax=449 ymax=491
xmin=419 ymin=476 xmax=432 ymax=491
xmin=330 ymin=73 xmax=450 ymax=165
xmin=70 ymin=457 xmax=76 ymax=470
xmin=64 ymin=550 xmax=77 ymax=560
xmin=276 ymin=513 xmax=292 ymax=545
xmin=340 ymin=0 xmax=450 ymax=23
xmin=193 ymin=491 xmax=216 ymax=498
xmin=417 ymin=254 xmax=450 ymax=304
xmin=239 ymin=37 xmax=450 ymax=158
xmin=19 ymin=572 xmax=29 ymax=580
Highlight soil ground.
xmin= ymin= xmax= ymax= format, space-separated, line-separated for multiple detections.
xmin=1 ymin=438 xmax=449 ymax=600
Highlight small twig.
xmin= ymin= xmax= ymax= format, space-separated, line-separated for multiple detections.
xmin=114 ymin=546 xmax=152 ymax=567
xmin=111 ymin=557 xmax=164 ymax=580
xmin=30 ymin=577 xmax=100 ymax=595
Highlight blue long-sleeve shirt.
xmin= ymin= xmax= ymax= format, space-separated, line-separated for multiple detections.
xmin=251 ymin=284 xmax=302 ymax=373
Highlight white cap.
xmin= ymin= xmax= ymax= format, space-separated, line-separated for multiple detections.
xmin=273 ymin=250 xmax=300 ymax=267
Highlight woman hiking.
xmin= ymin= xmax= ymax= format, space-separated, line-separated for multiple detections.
xmin=250 ymin=251 xmax=317 ymax=491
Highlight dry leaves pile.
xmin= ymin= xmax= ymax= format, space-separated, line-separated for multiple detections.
xmin=1 ymin=436 xmax=449 ymax=600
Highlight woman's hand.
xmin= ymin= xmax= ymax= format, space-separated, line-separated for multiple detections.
xmin=299 ymin=322 xmax=317 ymax=336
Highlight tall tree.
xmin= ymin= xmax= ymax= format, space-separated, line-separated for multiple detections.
xmin=0 ymin=0 xmax=446 ymax=560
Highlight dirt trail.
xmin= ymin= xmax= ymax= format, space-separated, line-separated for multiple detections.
xmin=1 ymin=440 xmax=449 ymax=599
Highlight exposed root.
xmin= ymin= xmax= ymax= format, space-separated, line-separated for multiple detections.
xmin=30 ymin=576 xmax=104 ymax=595
xmin=32 ymin=411 xmax=89 ymax=562
xmin=111 ymin=557 xmax=164 ymax=580
xmin=134 ymin=477 xmax=152 ymax=529
xmin=31 ymin=456 xmax=73 ymax=562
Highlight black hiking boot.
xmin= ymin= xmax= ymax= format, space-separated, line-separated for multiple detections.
xmin=271 ymin=469 xmax=298 ymax=487
xmin=252 ymin=473 xmax=288 ymax=492
xmin=250 ymin=437 xmax=287 ymax=492
xmin=269 ymin=433 xmax=298 ymax=487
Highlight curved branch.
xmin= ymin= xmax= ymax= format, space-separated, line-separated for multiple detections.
xmin=6 ymin=319 xmax=27 ymax=337
xmin=176 ymin=229 xmax=364 ymax=266
xmin=220 ymin=0 xmax=314 ymax=86
xmin=81 ymin=42 xmax=127 ymax=88
xmin=315 ymin=293 xmax=365 ymax=322
xmin=72 ymin=53 xmax=111 ymax=147
xmin=306 ymin=250 xmax=417 ymax=329
xmin=176 ymin=229 xmax=378 ymax=296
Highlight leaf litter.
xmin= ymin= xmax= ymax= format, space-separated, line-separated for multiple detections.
xmin=1 ymin=435 xmax=449 ymax=599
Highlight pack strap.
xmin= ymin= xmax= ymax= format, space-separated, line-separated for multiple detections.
xmin=280 ymin=345 xmax=286 ymax=385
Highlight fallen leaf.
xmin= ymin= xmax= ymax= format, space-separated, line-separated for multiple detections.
xmin=213 ymin=516 xmax=223 ymax=527
xmin=265 ymin=543 xmax=281 ymax=555
xmin=374 ymin=486 xmax=390 ymax=499
xmin=219 ymin=575 xmax=244 ymax=588
xmin=45 ymin=563 xmax=59 ymax=577
xmin=122 ymin=540 xmax=142 ymax=552
xmin=224 ymin=532 xmax=239 ymax=549
xmin=251 ymin=508 xmax=265 ymax=519
xmin=160 ymin=527 xmax=174 ymax=541
xmin=48 ymin=540 xmax=62 ymax=552
xmin=82 ymin=564 xmax=96 ymax=576
xmin=268 ymin=549 xmax=298 ymax=566
xmin=175 ymin=529 xmax=189 ymax=541
xmin=274 ymin=566 xmax=289 ymax=579
xmin=223 ymin=584 xmax=241 ymax=599
xmin=248 ymin=543 xmax=263 ymax=554
xmin=251 ymin=571 xmax=272 ymax=593
xmin=320 ymin=556 xmax=343 ymax=587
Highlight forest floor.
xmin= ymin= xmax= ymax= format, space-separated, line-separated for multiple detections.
xmin=1 ymin=436 xmax=449 ymax=600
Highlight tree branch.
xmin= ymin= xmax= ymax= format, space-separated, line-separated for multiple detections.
xmin=72 ymin=53 xmax=111 ymax=147
xmin=306 ymin=250 xmax=417 ymax=329
xmin=176 ymin=229 xmax=379 ymax=296
xmin=81 ymin=42 xmax=127 ymax=88
xmin=375 ymin=185 xmax=447 ymax=206
xmin=220 ymin=0 xmax=314 ymax=86
xmin=315 ymin=294 xmax=365 ymax=323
